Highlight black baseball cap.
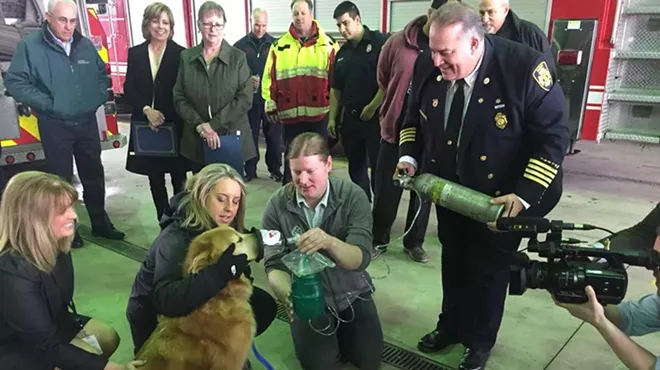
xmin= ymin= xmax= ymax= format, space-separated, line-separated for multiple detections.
xmin=431 ymin=0 xmax=456 ymax=9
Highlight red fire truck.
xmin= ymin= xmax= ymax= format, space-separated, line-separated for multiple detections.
xmin=0 ymin=0 xmax=126 ymax=167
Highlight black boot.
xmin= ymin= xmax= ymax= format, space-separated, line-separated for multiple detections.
xmin=91 ymin=214 xmax=125 ymax=240
xmin=458 ymin=348 xmax=490 ymax=370
xmin=72 ymin=231 xmax=84 ymax=249
xmin=417 ymin=329 xmax=459 ymax=353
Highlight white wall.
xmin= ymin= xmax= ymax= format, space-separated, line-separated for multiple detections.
xmin=315 ymin=0 xmax=383 ymax=35
xmin=126 ymin=0 xmax=188 ymax=47
xmin=250 ymin=0 xmax=292 ymax=35
xmin=191 ymin=0 xmax=247 ymax=45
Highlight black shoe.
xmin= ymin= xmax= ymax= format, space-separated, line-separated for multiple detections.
xmin=92 ymin=225 xmax=125 ymax=240
xmin=372 ymin=244 xmax=387 ymax=260
xmin=72 ymin=232 xmax=84 ymax=249
xmin=269 ymin=171 xmax=283 ymax=182
xmin=404 ymin=246 xmax=429 ymax=263
xmin=459 ymin=348 xmax=490 ymax=370
xmin=245 ymin=174 xmax=257 ymax=182
xmin=417 ymin=330 xmax=459 ymax=353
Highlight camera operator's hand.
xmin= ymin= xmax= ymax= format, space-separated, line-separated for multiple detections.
xmin=552 ymin=285 xmax=605 ymax=327
xmin=488 ymin=193 xmax=525 ymax=231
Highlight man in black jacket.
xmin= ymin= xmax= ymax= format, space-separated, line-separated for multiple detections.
xmin=234 ymin=8 xmax=282 ymax=182
xmin=400 ymin=3 xmax=569 ymax=368
xmin=478 ymin=0 xmax=554 ymax=67
xmin=597 ymin=202 xmax=660 ymax=252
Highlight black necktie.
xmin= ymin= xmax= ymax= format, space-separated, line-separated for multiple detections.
xmin=439 ymin=79 xmax=465 ymax=178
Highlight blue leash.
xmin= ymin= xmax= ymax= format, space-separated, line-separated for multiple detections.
xmin=252 ymin=342 xmax=275 ymax=370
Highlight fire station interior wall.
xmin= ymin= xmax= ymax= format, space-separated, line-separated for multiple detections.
xmin=388 ymin=0 xmax=551 ymax=33
xmin=191 ymin=0 xmax=247 ymax=45
xmin=315 ymin=0 xmax=383 ymax=37
xmin=250 ymin=0 xmax=292 ymax=35
xmin=388 ymin=0 xmax=429 ymax=32
xmin=126 ymin=0 xmax=188 ymax=48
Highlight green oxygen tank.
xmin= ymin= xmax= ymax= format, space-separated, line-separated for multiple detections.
xmin=395 ymin=173 xmax=504 ymax=224
xmin=290 ymin=272 xmax=325 ymax=320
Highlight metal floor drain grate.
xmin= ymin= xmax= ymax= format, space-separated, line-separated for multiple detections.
xmin=274 ymin=302 xmax=452 ymax=370
xmin=564 ymin=169 xmax=660 ymax=187
xmin=89 ymin=236 xmax=453 ymax=370
xmin=78 ymin=225 xmax=147 ymax=262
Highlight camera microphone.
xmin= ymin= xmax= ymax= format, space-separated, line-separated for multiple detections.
xmin=496 ymin=217 xmax=598 ymax=233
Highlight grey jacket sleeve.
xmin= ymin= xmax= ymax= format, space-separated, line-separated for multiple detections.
xmin=262 ymin=195 xmax=290 ymax=274
xmin=343 ymin=184 xmax=373 ymax=271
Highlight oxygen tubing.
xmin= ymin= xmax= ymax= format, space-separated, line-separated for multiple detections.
xmin=252 ymin=342 xmax=275 ymax=370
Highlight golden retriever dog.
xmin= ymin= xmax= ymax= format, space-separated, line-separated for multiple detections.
xmin=135 ymin=225 xmax=260 ymax=370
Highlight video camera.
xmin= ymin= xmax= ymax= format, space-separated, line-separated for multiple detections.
xmin=498 ymin=217 xmax=660 ymax=305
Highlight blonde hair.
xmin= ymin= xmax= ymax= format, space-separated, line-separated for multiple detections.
xmin=287 ymin=132 xmax=330 ymax=162
xmin=178 ymin=164 xmax=246 ymax=232
xmin=0 ymin=171 xmax=78 ymax=272
xmin=142 ymin=2 xmax=175 ymax=40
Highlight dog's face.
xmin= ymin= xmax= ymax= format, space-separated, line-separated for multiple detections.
xmin=184 ymin=225 xmax=254 ymax=275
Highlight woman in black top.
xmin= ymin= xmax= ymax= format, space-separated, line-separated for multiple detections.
xmin=126 ymin=163 xmax=277 ymax=357
xmin=0 ymin=171 xmax=143 ymax=370
xmin=123 ymin=2 xmax=190 ymax=223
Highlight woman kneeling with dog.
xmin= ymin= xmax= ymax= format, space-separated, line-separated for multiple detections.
xmin=126 ymin=163 xmax=277 ymax=357
xmin=0 ymin=172 xmax=143 ymax=370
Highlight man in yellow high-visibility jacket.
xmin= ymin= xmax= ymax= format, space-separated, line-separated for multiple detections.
xmin=261 ymin=0 xmax=339 ymax=185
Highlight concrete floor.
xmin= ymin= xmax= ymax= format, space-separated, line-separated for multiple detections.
xmin=65 ymin=120 xmax=660 ymax=370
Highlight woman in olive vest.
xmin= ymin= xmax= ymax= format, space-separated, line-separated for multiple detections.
xmin=173 ymin=1 xmax=256 ymax=174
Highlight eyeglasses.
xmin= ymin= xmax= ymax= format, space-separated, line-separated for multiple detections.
xmin=55 ymin=16 xmax=77 ymax=26
xmin=201 ymin=22 xmax=225 ymax=30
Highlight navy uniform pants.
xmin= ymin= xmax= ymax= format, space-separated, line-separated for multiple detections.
xmin=371 ymin=139 xmax=431 ymax=249
xmin=245 ymin=103 xmax=282 ymax=177
xmin=38 ymin=113 xmax=109 ymax=228
xmin=339 ymin=108 xmax=380 ymax=202
xmin=434 ymin=172 xmax=562 ymax=351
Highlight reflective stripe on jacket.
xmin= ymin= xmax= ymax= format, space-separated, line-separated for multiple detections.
xmin=261 ymin=20 xmax=339 ymax=124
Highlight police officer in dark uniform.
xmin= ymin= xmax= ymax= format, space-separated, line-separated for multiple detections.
xmin=327 ymin=1 xmax=386 ymax=202
xmin=478 ymin=0 xmax=554 ymax=66
xmin=234 ymin=8 xmax=283 ymax=182
xmin=397 ymin=3 xmax=569 ymax=369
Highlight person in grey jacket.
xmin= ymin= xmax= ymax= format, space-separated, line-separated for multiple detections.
xmin=262 ymin=132 xmax=383 ymax=370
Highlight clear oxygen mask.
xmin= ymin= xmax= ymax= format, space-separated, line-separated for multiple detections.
xmin=282 ymin=242 xmax=336 ymax=320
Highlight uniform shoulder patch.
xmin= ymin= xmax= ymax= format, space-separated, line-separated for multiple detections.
xmin=532 ymin=61 xmax=553 ymax=91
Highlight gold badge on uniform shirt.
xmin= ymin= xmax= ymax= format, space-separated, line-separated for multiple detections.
xmin=494 ymin=112 xmax=508 ymax=129
xmin=366 ymin=44 xmax=372 ymax=53
xmin=432 ymin=99 xmax=439 ymax=107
